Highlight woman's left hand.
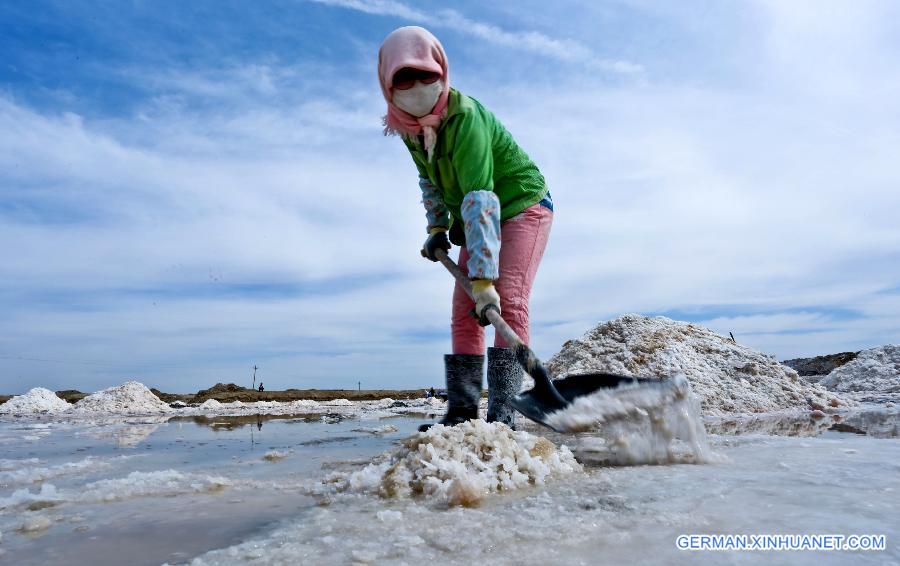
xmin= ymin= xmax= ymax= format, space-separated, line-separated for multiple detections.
xmin=471 ymin=279 xmax=500 ymax=326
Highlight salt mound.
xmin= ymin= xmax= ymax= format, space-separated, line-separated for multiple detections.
xmin=71 ymin=381 xmax=171 ymax=414
xmin=198 ymin=399 xmax=222 ymax=410
xmin=336 ymin=420 xmax=581 ymax=507
xmin=0 ymin=388 xmax=71 ymax=415
xmin=820 ymin=345 xmax=899 ymax=393
xmin=546 ymin=315 xmax=847 ymax=416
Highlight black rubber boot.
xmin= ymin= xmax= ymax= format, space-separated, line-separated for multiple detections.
xmin=486 ymin=347 xmax=523 ymax=429
xmin=419 ymin=354 xmax=483 ymax=432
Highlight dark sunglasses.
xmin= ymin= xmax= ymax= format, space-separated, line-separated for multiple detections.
xmin=392 ymin=68 xmax=441 ymax=90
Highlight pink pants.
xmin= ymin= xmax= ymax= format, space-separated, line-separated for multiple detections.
xmin=452 ymin=203 xmax=553 ymax=354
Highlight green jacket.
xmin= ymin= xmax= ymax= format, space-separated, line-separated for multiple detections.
xmin=403 ymin=88 xmax=547 ymax=223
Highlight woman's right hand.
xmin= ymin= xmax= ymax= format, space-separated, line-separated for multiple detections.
xmin=422 ymin=227 xmax=451 ymax=261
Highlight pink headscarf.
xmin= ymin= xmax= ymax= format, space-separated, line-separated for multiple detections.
xmin=378 ymin=26 xmax=450 ymax=161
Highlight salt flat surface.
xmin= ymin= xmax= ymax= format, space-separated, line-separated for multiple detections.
xmin=192 ymin=412 xmax=900 ymax=566
xmin=0 ymin=407 xmax=897 ymax=565
xmin=0 ymin=414 xmax=411 ymax=565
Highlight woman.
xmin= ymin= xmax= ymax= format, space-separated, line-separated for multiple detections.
xmin=378 ymin=26 xmax=553 ymax=430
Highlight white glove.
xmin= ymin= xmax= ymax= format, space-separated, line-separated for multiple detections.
xmin=471 ymin=279 xmax=500 ymax=326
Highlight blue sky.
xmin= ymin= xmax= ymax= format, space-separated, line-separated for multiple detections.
xmin=2 ymin=0 xmax=899 ymax=394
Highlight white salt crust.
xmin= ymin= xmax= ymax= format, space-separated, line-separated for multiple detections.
xmin=0 ymin=470 xmax=231 ymax=510
xmin=0 ymin=456 xmax=115 ymax=486
xmin=351 ymin=425 xmax=399 ymax=435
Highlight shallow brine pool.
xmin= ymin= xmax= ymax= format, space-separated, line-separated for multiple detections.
xmin=1 ymin=408 xmax=898 ymax=565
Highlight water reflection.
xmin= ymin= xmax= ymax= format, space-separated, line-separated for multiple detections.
xmin=168 ymin=413 xmax=324 ymax=430
xmin=704 ymin=407 xmax=899 ymax=438
xmin=836 ymin=408 xmax=900 ymax=438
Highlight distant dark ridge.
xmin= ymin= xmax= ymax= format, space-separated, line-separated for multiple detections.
xmin=55 ymin=390 xmax=86 ymax=404
xmin=194 ymin=382 xmax=250 ymax=400
xmin=782 ymin=351 xmax=859 ymax=376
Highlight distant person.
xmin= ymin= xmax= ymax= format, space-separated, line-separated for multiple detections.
xmin=258 ymin=382 xmax=264 ymax=392
xmin=378 ymin=27 xmax=552 ymax=432
xmin=428 ymin=387 xmax=436 ymax=399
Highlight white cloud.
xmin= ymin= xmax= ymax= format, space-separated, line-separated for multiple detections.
xmin=311 ymin=0 xmax=429 ymax=21
xmin=2 ymin=1 xmax=900 ymax=393
xmin=310 ymin=0 xmax=642 ymax=73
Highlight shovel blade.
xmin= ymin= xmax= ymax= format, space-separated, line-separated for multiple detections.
xmin=512 ymin=373 xmax=670 ymax=432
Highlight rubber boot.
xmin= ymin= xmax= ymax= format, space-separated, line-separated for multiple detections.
xmin=486 ymin=347 xmax=523 ymax=429
xmin=419 ymin=354 xmax=483 ymax=432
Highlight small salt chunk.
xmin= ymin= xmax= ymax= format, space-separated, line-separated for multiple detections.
xmin=376 ymin=510 xmax=403 ymax=522
xmin=263 ymin=450 xmax=288 ymax=462
xmin=20 ymin=515 xmax=52 ymax=533
xmin=351 ymin=549 xmax=377 ymax=563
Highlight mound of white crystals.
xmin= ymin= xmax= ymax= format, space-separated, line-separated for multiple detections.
xmin=336 ymin=420 xmax=581 ymax=507
xmin=198 ymin=399 xmax=222 ymax=410
xmin=0 ymin=388 xmax=71 ymax=415
xmin=820 ymin=345 xmax=899 ymax=393
xmin=547 ymin=374 xmax=716 ymax=465
xmin=70 ymin=381 xmax=171 ymax=415
xmin=546 ymin=315 xmax=847 ymax=416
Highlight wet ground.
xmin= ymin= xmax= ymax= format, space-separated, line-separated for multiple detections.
xmin=1 ymin=407 xmax=898 ymax=565
xmin=0 ymin=414 xmax=421 ymax=565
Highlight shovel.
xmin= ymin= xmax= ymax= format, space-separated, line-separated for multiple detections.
xmin=431 ymin=247 xmax=670 ymax=432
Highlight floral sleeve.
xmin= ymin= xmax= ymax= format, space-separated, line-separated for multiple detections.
xmin=419 ymin=176 xmax=450 ymax=233
xmin=460 ymin=190 xmax=500 ymax=279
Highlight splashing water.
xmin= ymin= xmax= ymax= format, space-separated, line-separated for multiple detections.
xmin=545 ymin=374 xmax=718 ymax=465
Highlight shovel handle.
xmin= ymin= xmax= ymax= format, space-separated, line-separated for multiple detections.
xmin=433 ymin=248 xmax=523 ymax=350
xmin=433 ymin=248 xmax=567 ymax=407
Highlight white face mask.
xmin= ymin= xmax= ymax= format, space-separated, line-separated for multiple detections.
xmin=392 ymin=80 xmax=444 ymax=117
